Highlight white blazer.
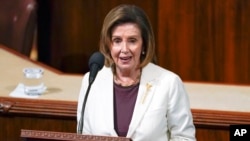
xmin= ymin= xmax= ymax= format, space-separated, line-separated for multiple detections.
xmin=77 ymin=63 xmax=196 ymax=141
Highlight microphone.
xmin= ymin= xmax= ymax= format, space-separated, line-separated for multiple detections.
xmin=88 ymin=52 xmax=105 ymax=84
xmin=77 ymin=52 xmax=104 ymax=134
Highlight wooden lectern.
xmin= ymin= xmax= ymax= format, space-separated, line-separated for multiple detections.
xmin=20 ymin=129 xmax=132 ymax=141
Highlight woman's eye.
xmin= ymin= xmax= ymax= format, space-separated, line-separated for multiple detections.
xmin=112 ymin=38 xmax=121 ymax=44
xmin=129 ymin=39 xmax=137 ymax=43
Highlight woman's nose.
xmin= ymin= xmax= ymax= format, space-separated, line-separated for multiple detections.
xmin=121 ymin=42 xmax=128 ymax=53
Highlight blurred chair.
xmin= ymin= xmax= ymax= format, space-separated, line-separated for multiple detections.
xmin=0 ymin=0 xmax=37 ymax=57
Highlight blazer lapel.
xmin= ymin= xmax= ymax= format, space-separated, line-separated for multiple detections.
xmin=99 ymin=67 xmax=118 ymax=136
xmin=127 ymin=64 xmax=158 ymax=137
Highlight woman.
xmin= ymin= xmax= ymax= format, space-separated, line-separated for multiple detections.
xmin=77 ymin=4 xmax=196 ymax=141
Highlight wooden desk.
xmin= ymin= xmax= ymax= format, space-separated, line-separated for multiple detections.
xmin=0 ymin=45 xmax=82 ymax=141
xmin=1 ymin=44 xmax=250 ymax=141
xmin=186 ymin=82 xmax=250 ymax=141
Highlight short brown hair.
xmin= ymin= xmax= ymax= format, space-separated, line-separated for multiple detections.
xmin=99 ymin=4 xmax=156 ymax=68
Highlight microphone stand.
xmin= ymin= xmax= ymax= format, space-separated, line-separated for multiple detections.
xmin=77 ymin=80 xmax=93 ymax=134
xmin=77 ymin=52 xmax=104 ymax=134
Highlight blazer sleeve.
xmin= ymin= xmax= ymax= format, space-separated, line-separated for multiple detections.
xmin=167 ymin=75 xmax=196 ymax=141
xmin=77 ymin=72 xmax=91 ymax=134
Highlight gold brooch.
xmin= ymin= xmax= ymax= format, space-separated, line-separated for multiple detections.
xmin=141 ymin=83 xmax=152 ymax=104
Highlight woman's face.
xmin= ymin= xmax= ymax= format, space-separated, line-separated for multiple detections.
xmin=110 ymin=23 xmax=143 ymax=73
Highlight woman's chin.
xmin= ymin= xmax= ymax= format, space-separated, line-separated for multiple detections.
xmin=117 ymin=64 xmax=133 ymax=71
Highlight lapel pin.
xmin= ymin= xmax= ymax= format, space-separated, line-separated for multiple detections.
xmin=141 ymin=83 xmax=152 ymax=104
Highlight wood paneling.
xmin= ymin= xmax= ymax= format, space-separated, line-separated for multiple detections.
xmin=37 ymin=0 xmax=158 ymax=74
xmin=37 ymin=0 xmax=250 ymax=84
xmin=0 ymin=97 xmax=77 ymax=141
xmin=0 ymin=0 xmax=37 ymax=56
xmin=196 ymin=128 xmax=229 ymax=141
xmin=192 ymin=109 xmax=250 ymax=141
xmin=20 ymin=129 xmax=132 ymax=141
xmin=158 ymin=0 xmax=250 ymax=84
xmin=2 ymin=97 xmax=250 ymax=140
xmin=0 ymin=115 xmax=76 ymax=141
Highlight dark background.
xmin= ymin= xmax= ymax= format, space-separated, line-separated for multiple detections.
xmin=36 ymin=0 xmax=250 ymax=84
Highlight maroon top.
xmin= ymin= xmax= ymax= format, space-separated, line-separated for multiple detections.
xmin=113 ymin=82 xmax=139 ymax=137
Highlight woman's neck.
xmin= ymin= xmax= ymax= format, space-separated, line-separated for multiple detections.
xmin=114 ymin=69 xmax=141 ymax=87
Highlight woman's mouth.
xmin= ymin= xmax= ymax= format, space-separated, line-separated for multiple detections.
xmin=119 ymin=56 xmax=132 ymax=63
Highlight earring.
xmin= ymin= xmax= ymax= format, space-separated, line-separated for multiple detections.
xmin=142 ymin=51 xmax=145 ymax=55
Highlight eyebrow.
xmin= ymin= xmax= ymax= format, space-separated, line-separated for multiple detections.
xmin=111 ymin=35 xmax=140 ymax=38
